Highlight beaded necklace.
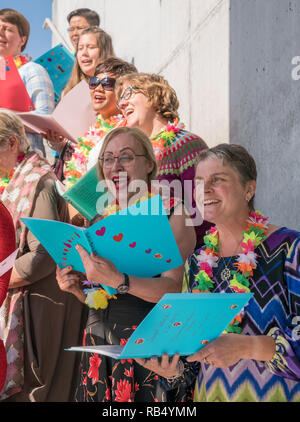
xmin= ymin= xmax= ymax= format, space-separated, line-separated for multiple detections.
xmin=193 ymin=211 xmax=269 ymax=333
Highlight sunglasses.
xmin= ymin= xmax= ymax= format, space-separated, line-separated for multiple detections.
xmin=89 ymin=76 xmax=116 ymax=91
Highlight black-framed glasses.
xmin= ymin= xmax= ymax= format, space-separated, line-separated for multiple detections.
xmin=99 ymin=152 xmax=145 ymax=169
xmin=67 ymin=26 xmax=90 ymax=32
xmin=116 ymin=86 xmax=139 ymax=109
xmin=89 ymin=76 xmax=116 ymax=91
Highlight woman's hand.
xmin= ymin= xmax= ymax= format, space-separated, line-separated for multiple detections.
xmin=135 ymin=353 xmax=182 ymax=378
xmin=43 ymin=129 xmax=68 ymax=153
xmin=75 ymin=244 xmax=123 ymax=288
xmin=56 ymin=265 xmax=86 ymax=303
xmin=186 ymin=333 xmax=275 ymax=368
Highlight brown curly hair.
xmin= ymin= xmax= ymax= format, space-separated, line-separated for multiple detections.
xmin=115 ymin=73 xmax=179 ymax=122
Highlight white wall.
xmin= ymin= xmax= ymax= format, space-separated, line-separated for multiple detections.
xmin=51 ymin=0 xmax=300 ymax=230
xmin=51 ymin=0 xmax=230 ymax=147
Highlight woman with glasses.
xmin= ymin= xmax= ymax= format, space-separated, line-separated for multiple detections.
xmin=115 ymin=73 xmax=211 ymax=248
xmin=46 ymin=58 xmax=137 ymax=226
xmin=56 ymin=126 xmax=197 ymax=402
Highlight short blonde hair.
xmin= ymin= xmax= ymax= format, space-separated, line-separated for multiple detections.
xmin=0 ymin=109 xmax=29 ymax=151
xmin=62 ymin=26 xmax=115 ymax=97
xmin=115 ymin=73 xmax=179 ymax=121
xmin=98 ymin=126 xmax=157 ymax=183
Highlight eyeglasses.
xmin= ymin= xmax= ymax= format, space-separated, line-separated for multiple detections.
xmin=99 ymin=152 xmax=145 ymax=169
xmin=67 ymin=26 xmax=90 ymax=33
xmin=89 ymin=76 xmax=116 ymax=91
xmin=116 ymin=86 xmax=139 ymax=109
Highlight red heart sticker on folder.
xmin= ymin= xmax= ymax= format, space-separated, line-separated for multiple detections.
xmin=129 ymin=242 xmax=136 ymax=248
xmin=96 ymin=227 xmax=106 ymax=236
xmin=113 ymin=233 xmax=123 ymax=242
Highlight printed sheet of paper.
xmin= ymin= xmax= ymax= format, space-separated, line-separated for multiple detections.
xmin=67 ymin=292 xmax=253 ymax=359
xmin=16 ymin=80 xmax=95 ymax=142
xmin=0 ymin=249 xmax=19 ymax=277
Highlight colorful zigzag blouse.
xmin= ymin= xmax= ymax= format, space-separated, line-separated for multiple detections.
xmin=180 ymin=227 xmax=300 ymax=402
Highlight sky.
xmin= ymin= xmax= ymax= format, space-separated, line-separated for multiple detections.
xmin=2 ymin=0 xmax=53 ymax=60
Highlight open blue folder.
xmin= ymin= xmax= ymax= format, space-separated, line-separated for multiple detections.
xmin=66 ymin=292 xmax=253 ymax=359
xmin=21 ymin=195 xmax=183 ymax=296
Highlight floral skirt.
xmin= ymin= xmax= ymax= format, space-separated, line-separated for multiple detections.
xmin=75 ymin=294 xmax=191 ymax=402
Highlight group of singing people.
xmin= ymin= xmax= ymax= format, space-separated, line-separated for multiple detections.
xmin=0 ymin=7 xmax=299 ymax=403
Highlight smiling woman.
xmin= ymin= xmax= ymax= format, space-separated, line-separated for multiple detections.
xmin=56 ymin=126 xmax=197 ymax=402
xmin=137 ymin=143 xmax=300 ymax=403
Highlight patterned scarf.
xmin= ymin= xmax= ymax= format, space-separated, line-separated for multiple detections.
xmin=1 ymin=151 xmax=52 ymax=252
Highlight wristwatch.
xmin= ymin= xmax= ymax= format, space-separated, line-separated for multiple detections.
xmin=116 ymin=273 xmax=130 ymax=294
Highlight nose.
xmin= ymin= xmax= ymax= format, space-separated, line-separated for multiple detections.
xmin=117 ymin=97 xmax=128 ymax=111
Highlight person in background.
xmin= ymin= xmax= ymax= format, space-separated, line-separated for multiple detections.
xmin=0 ymin=8 xmax=55 ymax=157
xmin=56 ymin=126 xmax=197 ymax=402
xmin=67 ymin=8 xmax=100 ymax=50
xmin=62 ymin=26 xmax=114 ymax=98
xmin=115 ymin=72 xmax=211 ymax=248
xmin=135 ymin=143 xmax=300 ymax=403
xmin=0 ymin=110 xmax=84 ymax=402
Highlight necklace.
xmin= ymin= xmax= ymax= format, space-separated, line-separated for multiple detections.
xmin=193 ymin=211 xmax=269 ymax=333
xmin=13 ymin=54 xmax=31 ymax=69
xmin=64 ymin=113 xmax=124 ymax=189
xmin=220 ymin=258 xmax=232 ymax=282
xmin=0 ymin=150 xmax=29 ymax=197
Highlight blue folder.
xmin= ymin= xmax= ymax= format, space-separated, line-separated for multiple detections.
xmin=35 ymin=44 xmax=75 ymax=102
xmin=66 ymin=292 xmax=253 ymax=359
xmin=21 ymin=195 xmax=183 ymax=296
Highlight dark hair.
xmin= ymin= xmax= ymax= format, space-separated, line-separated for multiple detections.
xmin=0 ymin=8 xmax=30 ymax=52
xmin=67 ymin=8 xmax=100 ymax=26
xmin=196 ymin=143 xmax=257 ymax=210
xmin=94 ymin=57 xmax=137 ymax=78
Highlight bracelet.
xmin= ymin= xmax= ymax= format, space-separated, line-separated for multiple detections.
xmin=164 ymin=359 xmax=185 ymax=382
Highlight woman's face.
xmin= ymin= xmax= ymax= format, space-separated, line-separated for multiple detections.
xmin=117 ymin=82 xmax=157 ymax=131
xmin=194 ymin=157 xmax=255 ymax=225
xmin=0 ymin=19 xmax=26 ymax=57
xmin=101 ymin=133 xmax=154 ymax=203
xmin=0 ymin=136 xmax=18 ymax=178
xmin=77 ymin=33 xmax=100 ymax=77
xmin=90 ymin=72 xmax=119 ymax=118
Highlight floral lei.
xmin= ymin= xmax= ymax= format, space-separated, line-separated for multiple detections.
xmin=83 ymin=191 xmax=154 ymax=310
xmin=193 ymin=210 xmax=269 ymax=334
xmin=14 ymin=54 xmax=31 ymax=69
xmin=0 ymin=150 xmax=29 ymax=197
xmin=64 ymin=113 xmax=123 ymax=189
xmin=150 ymin=118 xmax=185 ymax=160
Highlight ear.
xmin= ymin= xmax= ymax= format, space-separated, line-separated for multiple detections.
xmin=19 ymin=35 xmax=27 ymax=50
xmin=146 ymin=159 xmax=155 ymax=176
xmin=245 ymin=180 xmax=256 ymax=201
xmin=8 ymin=136 xmax=19 ymax=153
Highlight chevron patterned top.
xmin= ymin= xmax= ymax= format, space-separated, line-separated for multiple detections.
xmin=182 ymin=227 xmax=300 ymax=402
